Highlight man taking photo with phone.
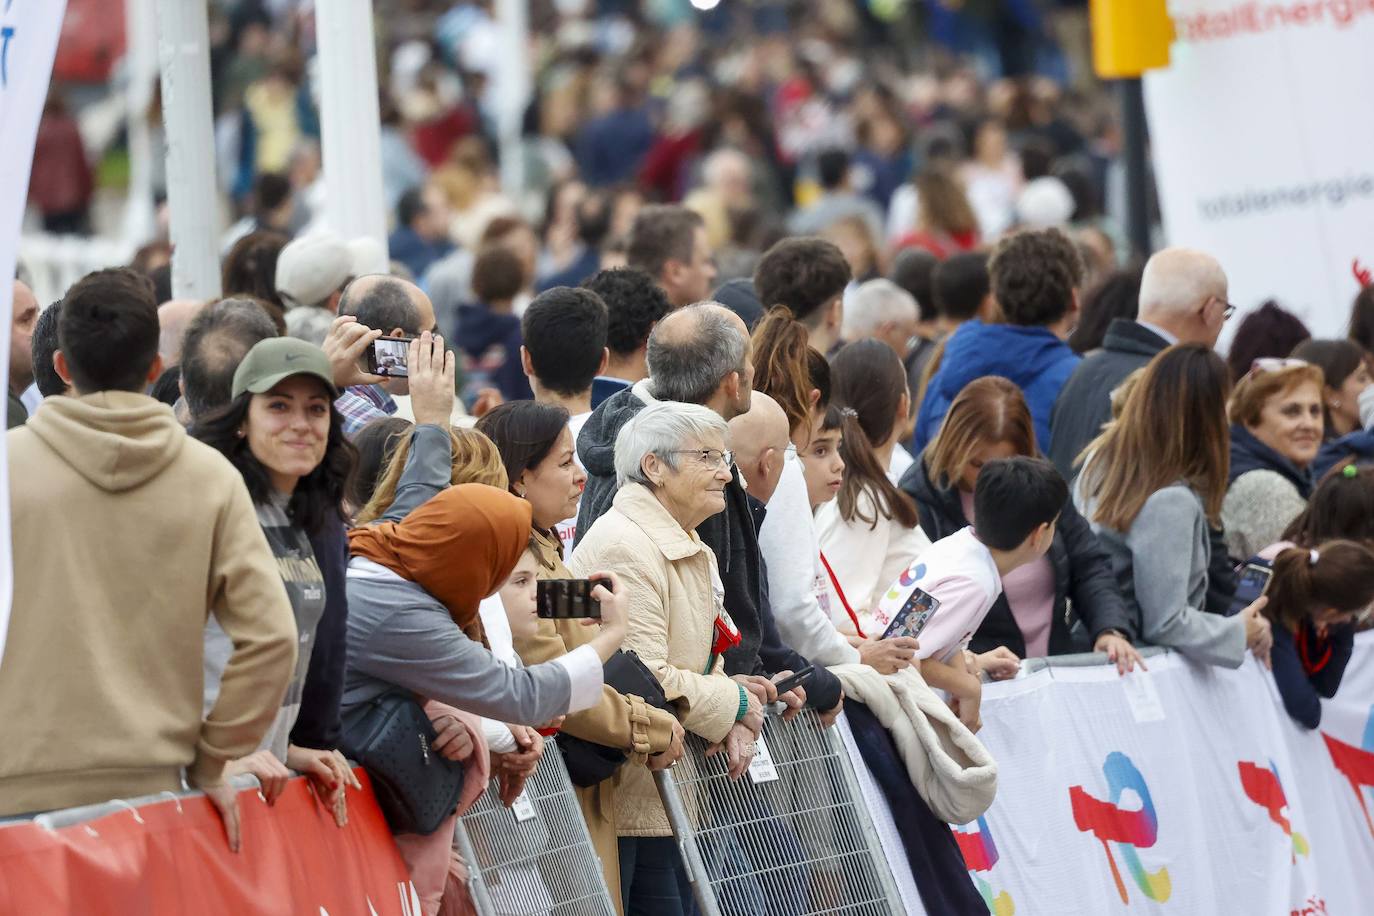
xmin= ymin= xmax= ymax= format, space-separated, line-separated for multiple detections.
xmin=332 ymin=274 xmax=437 ymax=436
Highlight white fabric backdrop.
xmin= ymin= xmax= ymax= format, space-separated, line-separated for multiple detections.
xmin=1144 ymin=0 xmax=1374 ymax=339
xmin=945 ymin=633 xmax=1374 ymax=915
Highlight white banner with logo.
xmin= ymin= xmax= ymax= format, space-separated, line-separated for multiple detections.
xmin=1143 ymin=0 xmax=1374 ymax=338
xmin=0 ymin=2 xmax=68 ymax=668
xmin=948 ymin=633 xmax=1374 ymax=915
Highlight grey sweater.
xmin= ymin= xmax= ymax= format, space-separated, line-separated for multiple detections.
xmin=1075 ymin=481 xmax=1247 ymax=668
xmin=341 ymin=424 xmax=602 ymax=724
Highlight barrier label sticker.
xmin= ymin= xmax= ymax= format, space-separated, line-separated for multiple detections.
xmin=511 ymin=791 xmax=537 ymax=822
xmin=1121 ymin=671 xmax=1166 ymax=723
xmin=749 ymin=736 xmax=779 ymax=784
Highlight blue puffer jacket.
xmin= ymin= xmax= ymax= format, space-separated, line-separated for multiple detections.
xmin=1313 ymin=428 xmax=1374 ymax=479
xmin=913 ymin=320 xmax=1081 ymax=453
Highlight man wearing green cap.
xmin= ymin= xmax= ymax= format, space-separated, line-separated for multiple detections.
xmin=0 ymin=268 xmax=298 ymax=854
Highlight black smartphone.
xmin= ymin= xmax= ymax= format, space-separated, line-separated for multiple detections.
xmin=366 ymin=336 xmax=415 ymax=377
xmin=882 ymin=587 xmax=941 ymax=641
xmin=1227 ymin=562 xmax=1273 ymax=616
xmin=773 ymin=666 xmax=814 ymax=695
xmin=536 ymin=579 xmax=602 ymax=619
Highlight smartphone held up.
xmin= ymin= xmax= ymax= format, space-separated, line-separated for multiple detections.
xmin=536 ymin=579 xmax=603 ymax=620
xmin=366 ymin=336 xmax=414 ymax=377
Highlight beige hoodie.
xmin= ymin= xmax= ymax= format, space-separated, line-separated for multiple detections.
xmin=0 ymin=392 xmax=297 ymax=817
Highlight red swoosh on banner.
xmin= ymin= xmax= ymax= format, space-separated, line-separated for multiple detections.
xmin=1237 ymin=761 xmax=1291 ymax=834
xmin=1069 ymin=785 xmax=1154 ymax=846
xmin=954 ymin=830 xmax=994 ymax=871
xmin=1322 ymin=732 xmax=1374 ymax=837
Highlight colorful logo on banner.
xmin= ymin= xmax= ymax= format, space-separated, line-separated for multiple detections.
xmin=1238 ymin=760 xmax=1310 ymax=861
xmin=1321 ymin=705 xmax=1374 ymax=839
xmin=952 ymin=815 xmax=1014 ymax=915
xmin=1069 ymin=751 xmax=1172 ymax=905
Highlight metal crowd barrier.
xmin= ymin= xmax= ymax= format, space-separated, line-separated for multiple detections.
xmin=655 ymin=707 xmax=905 ymax=916
xmin=455 ymin=738 xmax=617 ymax=916
xmin=0 ymin=774 xmax=262 ymax=831
xmin=1011 ymin=646 xmax=1168 ymax=678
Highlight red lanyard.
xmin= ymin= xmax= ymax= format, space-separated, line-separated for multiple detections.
xmin=819 ymin=550 xmax=867 ymax=640
xmin=1295 ymin=623 xmax=1332 ymax=674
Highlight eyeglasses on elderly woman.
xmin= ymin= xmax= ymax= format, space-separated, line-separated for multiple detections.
xmin=669 ymin=448 xmax=734 ymax=471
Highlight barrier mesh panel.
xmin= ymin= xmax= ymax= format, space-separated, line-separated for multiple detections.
xmin=658 ymin=708 xmax=902 ymax=916
xmin=456 ymin=740 xmax=616 ymax=916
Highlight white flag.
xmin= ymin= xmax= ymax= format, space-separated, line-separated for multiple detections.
xmin=0 ymin=1 xmax=68 ymax=669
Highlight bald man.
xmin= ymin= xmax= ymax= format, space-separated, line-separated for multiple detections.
xmin=157 ymin=299 xmax=207 ymax=366
xmin=728 ymin=391 xmax=791 ymax=504
xmin=1048 ymin=247 xmax=1230 ymax=479
xmin=334 ymin=274 xmax=446 ymax=436
xmin=574 ymin=303 xmax=845 ymax=718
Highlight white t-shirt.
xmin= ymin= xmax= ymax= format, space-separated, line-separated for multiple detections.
xmin=873 ymin=526 xmax=1002 ymax=664
xmin=555 ymin=411 xmax=592 ymax=559
xmin=887 ymin=445 xmax=914 ymax=486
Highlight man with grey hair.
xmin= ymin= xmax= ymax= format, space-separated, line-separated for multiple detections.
xmin=842 ymin=278 xmax=920 ymax=359
xmin=576 ymin=303 xmax=845 ymax=719
xmin=1048 ymin=247 xmax=1231 ymax=479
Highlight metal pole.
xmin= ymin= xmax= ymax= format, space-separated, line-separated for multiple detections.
xmin=122 ymin=0 xmax=158 ymax=248
xmin=493 ymin=0 xmax=530 ymax=201
xmin=1119 ymin=77 xmax=1152 ymax=262
xmin=154 ymin=0 xmax=222 ymax=300
xmin=315 ymin=0 xmax=389 ymax=271
xmin=654 ymin=769 xmax=724 ymax=916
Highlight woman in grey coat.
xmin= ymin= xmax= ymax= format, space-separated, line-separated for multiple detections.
xmin=1074 ymin=345 xmax=1273 ymax=668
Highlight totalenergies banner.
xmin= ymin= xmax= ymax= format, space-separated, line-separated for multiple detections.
xmin=0 ymin=771 xmax=420 ymax=914
xmin=1143 ymin=0 xmax=1374 ymax=338
xmin=948 ymin=633 xmax=1374 ymax=916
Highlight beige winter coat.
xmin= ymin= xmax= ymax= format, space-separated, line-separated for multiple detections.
xmin=571 ymin=482 xmax=754 ymax=836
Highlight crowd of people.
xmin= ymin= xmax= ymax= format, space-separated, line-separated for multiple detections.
xmin=7 ymin=2 xmax=1374 ymax=916
xmin=5 ymin=220 xmax=1373 ymax=913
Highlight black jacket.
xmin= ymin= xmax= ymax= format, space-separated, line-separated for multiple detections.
xmin=1047 ymin=319 xmax=1168 ymax=479
xmin=575 ymin=384 xmax=840 ymax=708
xmin=291 ymin=514 xmax=349 ymax=750
xmin=900 ymin=455 xmax=1136 ymax=656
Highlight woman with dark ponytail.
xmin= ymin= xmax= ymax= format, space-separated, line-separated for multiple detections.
xmin=817 ymin=340 xmax=931 ymax=627
xmin=1262 ymin=540 xmax=1374 ymax=728
xmin=751 ymin=305 xmax=828 ymax=442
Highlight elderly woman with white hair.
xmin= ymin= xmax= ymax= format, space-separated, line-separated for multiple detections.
xmin=572 ymin=400 xmax=764 ymax=916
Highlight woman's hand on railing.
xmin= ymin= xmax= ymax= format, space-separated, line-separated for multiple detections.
xmin=1092 ymin=631 xmax=1146 ymax=675
xmin=225 ymin=750 xmax=291 ymax=806
xmin=287 ymin=745 xmax=362 ymax=828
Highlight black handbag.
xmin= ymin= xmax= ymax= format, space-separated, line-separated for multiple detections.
xmin=560 ymin=650 xmax=673 ymax=788
xmin=340 ymin=690 xmax=466 ymax=835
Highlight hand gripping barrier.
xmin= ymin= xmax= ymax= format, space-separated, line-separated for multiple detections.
xmin=454 ymin=738 xmax=618 ymax=916
xmin=654 ymin=707 xmax=905 ymax=916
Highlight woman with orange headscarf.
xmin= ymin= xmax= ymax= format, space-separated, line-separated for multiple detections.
xmin=344 ymin=484 xmax=629 ymax=914
xmin=344 ymin=483 xmax=628 ymax=729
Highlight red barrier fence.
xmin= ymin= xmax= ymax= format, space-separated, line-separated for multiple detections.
xmin=0 ymin=770 xmax=416 ymax=915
